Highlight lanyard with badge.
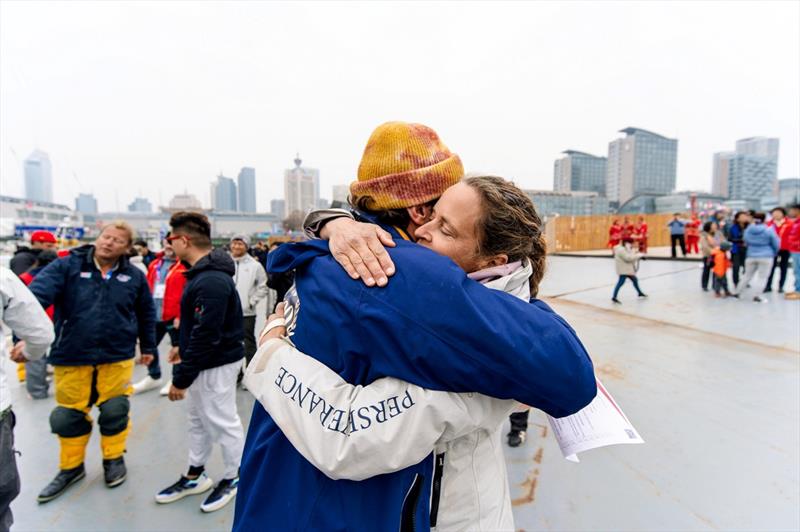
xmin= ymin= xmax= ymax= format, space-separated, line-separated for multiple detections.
xmin=153 ymin=260 xmax=171 ymax=299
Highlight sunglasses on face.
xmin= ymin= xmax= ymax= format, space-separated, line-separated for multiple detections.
xmin=165 ymin=234 xmax=191 ymax=243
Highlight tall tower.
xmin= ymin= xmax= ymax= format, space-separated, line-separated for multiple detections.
xmin=24 ymin=150 xmax=53 ymax=203
xmin=284 ymin=154 xmax=320 ymax=215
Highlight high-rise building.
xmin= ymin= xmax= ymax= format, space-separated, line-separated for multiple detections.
xmin=524 ymin=190 xmax=610 ymax=217
xmin=712 ymin=152 xmax=735 ymax=198
xmin=284 ymin=154 xmax=319 ymax=215
xmin=605 ymin=127 xmax=678 ymax=204
xmin=270 ymin=199 xmax=286 ymax=220
xmin=168 ymin=193 xmax=203 ymax=211
xmin=211 ymin=174 xmax=237 ymax=211
xmin=75 ymin=193 xmax=98 ymax=214
xmin=332 ymin=185 xmax=350 ymax=204
xmin=24 ymin=150 xmax=53 ymax=203
xmin=553 ymin=151 xmax=607 ymax=195
xmin=712 ymin=137 xmax=779 ymax=203
xmin=779 ymin=178 xmax=800 ymax=207
xmin=237 ymin=167 xmax=256 ymax=212
xmin=735 ymin=137 xmax=780 ymax=161
xmin=128 ymin=197 xmax=153 ymax=213
xmin=728 ymin=155 xmax=777 ymax=203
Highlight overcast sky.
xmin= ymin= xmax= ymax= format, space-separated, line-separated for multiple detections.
xmin=1 ymin=1 xmax=798 ymax=212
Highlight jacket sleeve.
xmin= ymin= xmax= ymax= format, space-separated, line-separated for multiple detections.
xmin=28 ymin=258 xmax=68 ymax=309
xmin=303 ymin=209 xmax=354 ymax=239
xmin=1 ymin=270 xmax=54 ymax=360
xmin=172 ymin=277 xmax=231 ymax=389
xmin=348 ymin=260 xmax=596 ymax=418
xmin=135 ymin=274 xmax=157 ymax=353
xmin=250 ymin=263 xmax=268 ymax=306
xmin=244 ymin=339 xmax=517 ymax=481
xmin=617 ymin=247 xmax=640 ymax=263
xmin=770 ymin=231 xmax=780 ymax=253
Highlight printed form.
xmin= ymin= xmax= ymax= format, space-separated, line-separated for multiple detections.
xmin=547 ymin=380 xmax=644 ymax=462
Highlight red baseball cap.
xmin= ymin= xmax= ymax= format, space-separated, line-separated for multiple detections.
xmin=31 ymin=230 xmax=57 ymax=244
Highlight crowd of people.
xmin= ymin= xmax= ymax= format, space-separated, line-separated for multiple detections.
xmin=606 ymin=206 xmax=800 ymax=303
xmin=0 ymin=121 xmax=599 ymax=532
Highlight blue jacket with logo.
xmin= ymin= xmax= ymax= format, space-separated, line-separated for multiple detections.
xmin=234 ymin=225 xmax=597 ymax=532
xmin=29 ymin=244 xmax=157 ymax=366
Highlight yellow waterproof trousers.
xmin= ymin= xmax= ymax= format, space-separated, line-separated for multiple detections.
xmin=51 ymin=359 xmax=134 ymax=470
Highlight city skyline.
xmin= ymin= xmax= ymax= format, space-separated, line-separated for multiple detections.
xmin=1 ymin=2 xmax=797 ymax=212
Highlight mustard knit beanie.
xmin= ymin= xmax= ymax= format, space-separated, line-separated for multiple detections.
xmin=350 ymin=122 xmax=464 ymax=210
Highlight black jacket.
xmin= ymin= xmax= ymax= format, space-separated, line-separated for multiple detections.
xmin=173 ymin=249 xmax=244 ymax=389
xmin=29 ymin=244 xmax=157 ymax=366
xmin=10 ymin=247 xmax=41 ymax=276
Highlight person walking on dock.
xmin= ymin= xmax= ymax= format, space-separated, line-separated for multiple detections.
xmin=612 ymin=238 xmax=647 ymax=304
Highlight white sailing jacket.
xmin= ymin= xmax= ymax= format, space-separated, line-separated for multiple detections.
xmin=231 ymin=253 xmax=268 ymax=317
xmin=244 ymin=261 xmax=534 ymax=531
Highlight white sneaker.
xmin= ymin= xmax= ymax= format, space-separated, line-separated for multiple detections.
xmin=160 ymin=381 xmax=172 ymax=396
xmin=132 ymin=376 xmax=163 ymax=395
xmin=155 ymin=472 xmax=214 ymax=504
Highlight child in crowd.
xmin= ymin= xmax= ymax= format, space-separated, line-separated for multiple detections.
xmin=711 ymin=241 xmax=733 ymax=298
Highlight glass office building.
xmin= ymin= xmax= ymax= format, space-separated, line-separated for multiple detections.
xmin=606 ymin=128 xmax=678 ymax=204
xmin=553 ymin=150 xmax=607 ymax=195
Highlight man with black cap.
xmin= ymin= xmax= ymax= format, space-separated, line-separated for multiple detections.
xmin=228 ymin=234 xmax=267 ymax=372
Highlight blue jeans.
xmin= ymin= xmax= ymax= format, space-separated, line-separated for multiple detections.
xmin=792 ymin=253 xmax=800 ymax=292
xmin=147 ymin=320 xmax=179 ymax=379
xmin=25 ymin=358 xmax=49 ymax=399
xmin=613 ymin=275 xmax=644 ymax=299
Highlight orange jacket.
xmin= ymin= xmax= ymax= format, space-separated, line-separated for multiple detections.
xmin=711 ymin=248 xmax=731 ymax=277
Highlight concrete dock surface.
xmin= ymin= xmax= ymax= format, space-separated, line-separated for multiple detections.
xmin=4 ymin=256 xmax=799 ymax=531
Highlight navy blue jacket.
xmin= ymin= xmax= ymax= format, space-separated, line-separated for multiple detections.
xmin=235 ymin=226 xmax=597 ymax=531
xmin=29 ymin=244 xmax=156 ymax=366
xmin=172 ymin=249 xmax=244 ymax=389
xmin=729 ymin=223 xmax=747 ymax=255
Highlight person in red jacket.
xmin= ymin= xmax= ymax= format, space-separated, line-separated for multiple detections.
xmin=785 ymin=204 xmax=800 ymax=300
xmin=685 ymin=215 xmax=701 ymax=254
xmin=608 ymin=219 xmax=622 ymax=252
xmin=764 ymin=207 xmax=794 ymax=293
xmin=621 ymin=216 xmax=634 ymax=241
xmin=133 ymin=234 xmax=188 ymax=395
xmin=633 ymin=216 xmax=648 ymax=253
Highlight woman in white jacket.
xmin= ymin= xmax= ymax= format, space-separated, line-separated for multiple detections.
xmin=246 ymin=176 xmax=566 ymax=531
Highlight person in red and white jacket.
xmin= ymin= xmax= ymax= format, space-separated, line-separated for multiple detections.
xmin=785 ymin=204 xmax=800 ymax=300
xmin=765 ymin=207 xmax=794 ymax=293
xmin=133 ymin=233 xmax=188 ymax=395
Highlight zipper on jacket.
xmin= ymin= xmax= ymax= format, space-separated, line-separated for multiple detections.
xmin=429 ymin=453 xmax=445 ymax=528
xmin=54 ymin=319 xmax=68 ymax=349
xmin=399 ymin=473 xmax=423 ymax=532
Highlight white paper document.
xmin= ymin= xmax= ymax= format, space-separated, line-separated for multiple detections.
xmin=547 ymin=379 xmax=643 ymax=462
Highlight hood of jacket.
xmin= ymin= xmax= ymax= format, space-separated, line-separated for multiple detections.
xmin=476 ymin=261 xmax=532 ymax=301
xmin=185 ymin=248 xmax=236 ymax=279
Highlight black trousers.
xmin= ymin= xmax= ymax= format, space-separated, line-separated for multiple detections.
xmin=732 ymin=249 xmax=747 ymax=286
xmin=701 ymin=257 xmax=713 ymax=290
xmin=509 ymin=410 xmax=530 ymax=433
xmin=243 ymin=316 xmax=257 ymax=366
xmin=670 ymin=234 xmax=686 ymax=257
xmin=147 ymin=320 xmax=179 ymax=380
xmin=713 ymin=274 xmax=730 ymax=295
xmin=0 ymin=410 xmax=19 ymax=532
xmin=765 ymin=250 xmax=791 ymax=291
